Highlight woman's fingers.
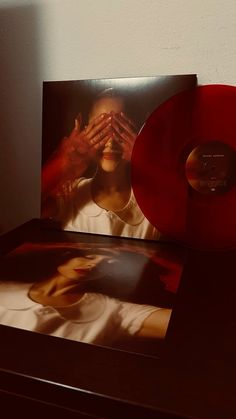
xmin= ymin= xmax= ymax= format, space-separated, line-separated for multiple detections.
xmin=91 ymin=132 xmax=114 ymax=151
xmin=119 ymin=111 xmax=136 ymax=131
xmin=85 ymin=114 xmax=114 ymax=150
xmin=71 ymin=111 xmax=136 ymax=160
xmin=88 ymin=122 xmax=113 ymax=149
xmin=85 ymin=113 xmax=111 ymax=137
xmin=74 ymin=113 xmax=82 ymax=132
xmin=68 ymin=114 xmax=112 ymax=156
xmin=112 ymin=113 xmax=136 ymax=140
xmin=110 ymin=113 xmax=137 ymax=160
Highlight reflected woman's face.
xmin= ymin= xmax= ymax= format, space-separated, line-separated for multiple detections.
xmin=89 ymin=97 xmax=124 ymax=173
xmin=57 ymin=254 xmax=110 ymax=280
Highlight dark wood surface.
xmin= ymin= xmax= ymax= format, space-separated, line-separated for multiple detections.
xmin=0 ymin=219 xmax=236 ymax=418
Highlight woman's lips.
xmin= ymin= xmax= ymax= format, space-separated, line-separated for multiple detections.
xmin=102 ymin=152 xmax=121 ymax=160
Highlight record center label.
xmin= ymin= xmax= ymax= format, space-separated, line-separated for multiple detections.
xmin=185 ymin=141 xmax=236 ymax=195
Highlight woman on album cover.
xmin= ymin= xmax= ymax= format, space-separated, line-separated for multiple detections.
xmin=41 ymin=88 xmax=160 ymax=240
xmin=0 ymin=242 xmax=178 ymax=350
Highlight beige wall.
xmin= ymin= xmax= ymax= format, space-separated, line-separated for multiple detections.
xmin=0 ymin=0 xmax=235 ymax=233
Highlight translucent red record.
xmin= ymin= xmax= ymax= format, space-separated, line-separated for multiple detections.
xmin=131 ymin=85 xmax=236 ymax=250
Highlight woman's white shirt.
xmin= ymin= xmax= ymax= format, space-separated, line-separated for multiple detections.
xmin=0 ymin=281 xmax=159 ymax=345
xmin=56 ymin=178 xmax=160 ymax=240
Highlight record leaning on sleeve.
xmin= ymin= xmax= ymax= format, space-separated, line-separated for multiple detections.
xmin=131 ymin=85 xmax=236 ymax=250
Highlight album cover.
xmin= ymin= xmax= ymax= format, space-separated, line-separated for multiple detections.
xmin=41 ymin=75 xmax=197 ymax=241
xmin=0 ymin=229 xmax=185 ymax=357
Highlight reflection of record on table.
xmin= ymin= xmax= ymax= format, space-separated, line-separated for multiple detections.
xmin=185 ymin=141 xmax=236 ymax=195
xmin=131 ymin=85 xmax=236 ymax=250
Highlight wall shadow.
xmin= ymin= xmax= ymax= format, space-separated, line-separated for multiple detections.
xmin=0 ymin=3 xmax=41 ymax=234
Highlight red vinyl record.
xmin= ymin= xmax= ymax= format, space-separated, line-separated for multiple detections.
xmin=131 ymin=85 xmax=236 ymax=250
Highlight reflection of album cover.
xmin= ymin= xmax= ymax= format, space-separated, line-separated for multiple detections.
xmin=0 ymin=236 xmax=185 ymax=357
xmin=41 ymin=75 xmax=197 ymax=240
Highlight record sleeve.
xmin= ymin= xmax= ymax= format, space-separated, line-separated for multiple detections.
xmin=41 ymin=75 xmax=197 ymax=242
xmin=0 ymin=223 xmax=185 ymax=358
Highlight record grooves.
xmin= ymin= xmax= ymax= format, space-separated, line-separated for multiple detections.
xmin=131 ymin=85 xmax=236 ymax=250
